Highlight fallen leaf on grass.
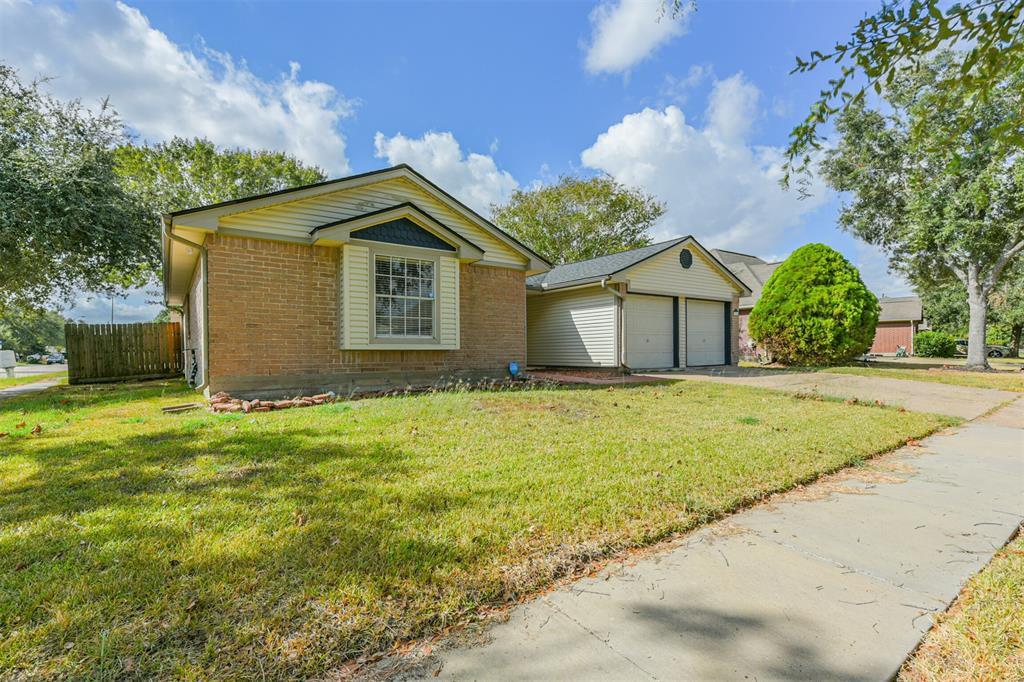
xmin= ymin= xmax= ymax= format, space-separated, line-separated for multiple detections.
xmin=15 ymin=421 xmax=25 ymax=429
xmin=906 ymin=439 xmax=921 ymax=447
xmin=30 ymin=424 xmax=42 ymax=435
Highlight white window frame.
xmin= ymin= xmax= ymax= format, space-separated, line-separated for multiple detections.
xmin=371 ymin=250 xmax=439 ymax=343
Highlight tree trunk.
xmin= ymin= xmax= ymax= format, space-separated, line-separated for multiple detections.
xmin=1012 ymin=323 xmax=1022 ymax=359
xmin=965 ymin=277 xmax=990 ymax=369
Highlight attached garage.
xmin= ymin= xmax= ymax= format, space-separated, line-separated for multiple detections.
xmin=526 ymin=237 xmax=749 ymax=370
xmin=625 ymin=295 xmax=675 ymax=369
xmin=686 ymin=299 xmax=727 ymax=367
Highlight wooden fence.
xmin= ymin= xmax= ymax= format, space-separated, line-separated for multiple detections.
xmin=66 ymin=322 xmax=183 ymax=384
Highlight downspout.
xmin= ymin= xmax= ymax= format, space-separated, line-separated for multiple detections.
xmin=601 ymin=278 xmax=630 ymax=371
xmin=163 ymin=216 xmax=210 ymax=394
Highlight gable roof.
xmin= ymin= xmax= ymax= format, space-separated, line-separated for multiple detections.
xmin=526 ymin=237 xmax=750 ymax=294
xmin=164 ymin=164 xmax=549 ymax=270
xmin=527 ymin=238 xmax=687 ymax=289
xmin=727 ymin=260 xmax=782 ymax=309
xmin=879 ymin=295 xmax=923 ymax=322
xmin=711 ymin=249 xmax=768 ymax=268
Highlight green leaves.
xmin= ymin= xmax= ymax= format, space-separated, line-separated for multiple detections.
xmin=0 ymin=64 xmax=156 ymax=312
xmin=748 ymin=244 xmax=879 ymax=365
xmin=783 ymin=0 xmax=1024 ymax=186
xmin=490 ymin=175 xmax=665 ymax=265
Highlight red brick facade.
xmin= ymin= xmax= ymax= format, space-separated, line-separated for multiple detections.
xmin=203 ymin=234 xmax=526 ymax=396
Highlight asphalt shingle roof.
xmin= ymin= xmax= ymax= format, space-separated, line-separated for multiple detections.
xmin=878 ymin=296 xmax=923 ymax=322
xmin=526 ymin=238 xmax=688 ymax=289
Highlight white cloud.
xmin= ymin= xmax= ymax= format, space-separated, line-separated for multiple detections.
xmin=63 ymin=288 xmax=161 ymax=324
xmin=660 ymin=63 xmax=713 ymax=104
xmin=373 ymin=131 xmax=519 ymax=215
xmin=0 ymin=0 xmax=355 ymax=175
xmin=585 ymin=0 xmax=690 ymax=75
xmin=580 ymin=73 xmax=830 ymax=253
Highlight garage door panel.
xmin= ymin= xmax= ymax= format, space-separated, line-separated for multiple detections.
xmin=626 ymin=295 xmax=674 ymax=369
xmin=686 ymin=300 xmax=725 ymax=366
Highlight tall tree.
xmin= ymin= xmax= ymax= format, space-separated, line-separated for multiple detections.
xmin=820 ymin=54 xmax=1023 ymax=368
xmin=0 ymin=64 xmax=155 ymax=311
xmin=782 ymin=0 xmax=1024 ymax=186
xmin=115 ymin=137 xmax=328 ymax=317
xmin=114 ymin=136 xmax=327 ymax=216
xmin=989 ymin=262 xmax=1024 ymax=356
xmin=491 ymin=175 xmax=665 ymax=264
xmin=0 ymin=308 xmax=68 ymax=356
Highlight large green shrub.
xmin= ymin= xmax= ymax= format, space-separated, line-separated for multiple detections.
xmin=749 ymin=243 xmax=879 ymax=365
xmin=913 ymin=330 xmax=957 ymax=357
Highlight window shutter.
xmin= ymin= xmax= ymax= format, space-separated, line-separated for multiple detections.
xmin=342 ymin=244 xmax=371 ymax=348
xmin=439 ymin=255 xmax=460 ymax=349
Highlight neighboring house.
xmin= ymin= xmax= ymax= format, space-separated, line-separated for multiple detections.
xmin=162 ymin=165 xmax=549 ymax=397
xmin=526 ymin=238 xmax=750 ymax=370
xmin=711 ymin=249 xmax=925 ymax=356
xmin=870 ymin=296 xmax=925 ymax=355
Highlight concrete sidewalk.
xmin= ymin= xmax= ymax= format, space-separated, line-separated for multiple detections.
xmin=0 ymin=377 xmax=64 ymax=403
xmin=389 ymin=399 xmax=1023 ymax=681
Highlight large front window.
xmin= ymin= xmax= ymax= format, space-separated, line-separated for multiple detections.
xmin=374 ymin=255 xmax=435 ymax=338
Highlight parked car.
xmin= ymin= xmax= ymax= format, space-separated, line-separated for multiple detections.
xmin=25 ymin=353 xmax=42 ymax=364
xmin=955 ymin=339 xmax=1012 ymax=358
xmin=46 ymin=352 xmax=65 ymax=364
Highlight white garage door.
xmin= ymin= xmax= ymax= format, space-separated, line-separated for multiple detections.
xmin=626 ymin=295 xmax=674 ymax=369
xmin=686 ymin=299 xmax=726 ymax=366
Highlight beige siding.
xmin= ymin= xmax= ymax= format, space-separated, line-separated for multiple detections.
xmin=341 ymin=244 xmax=371 ymax=348
xmin=439 ymin=255 xmax=460 ymax=348
xmin=527 ymin=287 xmax=617 ymax=367
xmin=626 ymin=243 xmax=739 ymax=301
xmin=219 ymin=177 xmax=526 ymax=267
xmin=185 ymin=263 xmax=204 ymax=385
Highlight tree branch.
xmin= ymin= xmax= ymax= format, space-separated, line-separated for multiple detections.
xmin=984 ymin=233 xmax=1024 ymax=290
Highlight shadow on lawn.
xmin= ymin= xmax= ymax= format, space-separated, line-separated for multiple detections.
xmin=0 ymin=422 xmax=481 ymax=677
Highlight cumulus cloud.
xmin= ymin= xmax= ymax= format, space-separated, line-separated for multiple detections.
xmin=585 ymin=0 xmax=690 ymax=74
xmin=373 ymin=131 xmax=519 ymax=215
xmin=0 ymin=0 xmax=355 ymax=175
xmin=580 ymin=72 xmax=830 ymax=253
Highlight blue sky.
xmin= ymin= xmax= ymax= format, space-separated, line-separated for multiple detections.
xmin=0 ymin=0 xmax=909 ymax=322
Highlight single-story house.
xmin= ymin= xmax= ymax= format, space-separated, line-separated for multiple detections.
xmin=868 ymin=296 xmax=925 ymax=354
xmin=525 ymin=238 xmax=750 ymax=370
xmin=711 ymin=249 xmax=925 ymax=356
xmin=162 ymin=164 xmax=550 ymax=398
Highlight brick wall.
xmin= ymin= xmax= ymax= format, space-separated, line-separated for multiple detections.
xmin=204 ymin=235 xmax=525 ymax=395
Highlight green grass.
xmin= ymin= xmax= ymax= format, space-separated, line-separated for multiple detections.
xmin=822 ymin=365 xmax=1024 ymax=392
xmin=0 ymin=370 xmax=67 ymax=389
xmin=900 ymin=532 xmax=1023 ymax=681
xmin=0 ymin=379 xmax=954 ymax=679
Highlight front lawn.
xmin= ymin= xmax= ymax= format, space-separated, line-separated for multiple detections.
xmin=0 ymin=369 xmax=67 ymax=389
xmin=0 ymin=379 xmax=952 ymax=679
xmin=900 ymin=531 xmax=1023 ymax=681
xmin=822 ymin=365 xmax=1024 ymax=392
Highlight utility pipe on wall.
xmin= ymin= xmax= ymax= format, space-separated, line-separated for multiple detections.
xmin=601 ymin=278 xmax=630 ymax=371
xmin=163 ymin=217 xmax=210 ymax=394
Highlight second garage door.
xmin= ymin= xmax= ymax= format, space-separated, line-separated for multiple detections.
xmin=686 ymin=299 xmax=726 ymax=366
xmin=625 ymin=295 xmax=674 ymax=369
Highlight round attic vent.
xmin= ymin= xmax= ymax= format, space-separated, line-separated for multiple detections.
xmin=679 ymin=248 xmax=693 ymax=268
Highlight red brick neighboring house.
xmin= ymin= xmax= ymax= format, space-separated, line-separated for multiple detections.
xmin=162 ymin=165 xmax=549 ymax=398
xmin=712 ymin=249 xmax=925 ymax=358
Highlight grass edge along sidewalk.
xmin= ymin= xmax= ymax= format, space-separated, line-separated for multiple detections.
xmin=0 ymin=379 xmax=954 ymax=679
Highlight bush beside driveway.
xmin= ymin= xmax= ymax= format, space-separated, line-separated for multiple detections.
xmin=0 ymin=379 xmax=951 ymax=679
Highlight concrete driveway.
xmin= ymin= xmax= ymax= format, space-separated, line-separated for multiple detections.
xmin=380 ymin=397 xmax=1023 ymax=682
xmin=640 ymin=367 xmax=1017 ymax=420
